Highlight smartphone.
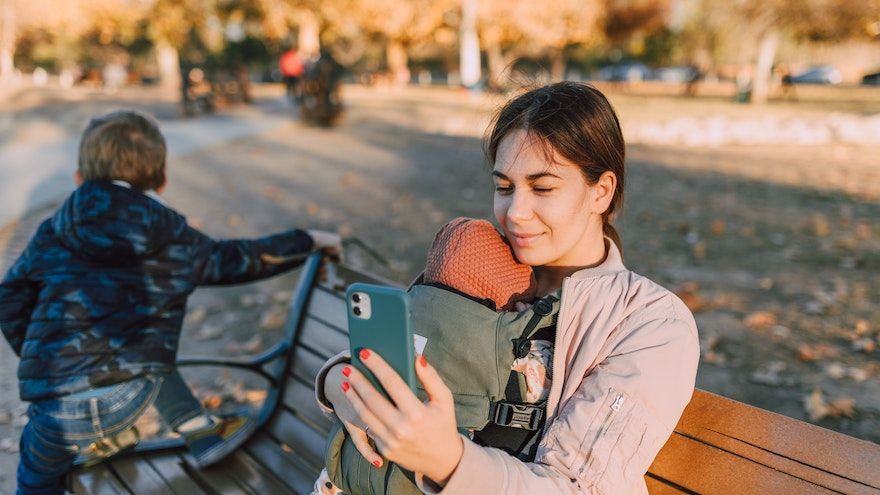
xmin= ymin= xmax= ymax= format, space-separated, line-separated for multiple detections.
xmin=346 ymin=283 xmax=416 ymax=400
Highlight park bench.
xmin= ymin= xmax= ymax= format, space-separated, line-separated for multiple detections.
xmin=69 ymin=253 xmax=880 ymax=494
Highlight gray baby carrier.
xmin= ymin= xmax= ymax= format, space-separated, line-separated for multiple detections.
xmin=325 ymin=283 xmax=559 ymax=494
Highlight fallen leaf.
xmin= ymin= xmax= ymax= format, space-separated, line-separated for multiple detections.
xmin=193 ymin=324 xmax=223 ymax=341
xmin=744 ymin=311 xmax=777 ymax=329
xmin=185 ymin=306 xmax=207 ymax=325
xmin=692 ymin=241 xmax=707 ymax=259
xmin=245 ymin=389 xmax=268 ymax=405
xmin=0 ymin=410 xmax=11 ymax=425
xmin=710 ymin=219 xmax=726 ymax=236
xmin=240 ymin=293 xmax=268 ymax=307
xmin=855 ymin=319 xmax=870 ymax=336
xmin=676 ymin=282 xmax=707 ymax=312
xmin=203 ymin=394 xmax=223 ymax=410
xmin=824 ymin=362 xmax=846 ymax=379
xmin=847 ymin=367 xmax=869 ymax=383
xmin=852 ymin=338 xmax=876 ymax=353
xmin=811 ymin=214 xmax=831 ymax=238
xmin=854 ymin=222 xmax=872 ymax=240
xmin=339 ymin=173 xmax=357 ymax=187
xmin=804 ymin=388 xmax=829 ymax=422
xmin=828 ymin=398 xmax=857 ymax=418
xmin=306 ymin=202 xmax=320 ymax=216
xmin=796 ymin=344 xmax=815 ymax=362
xmin=260 ymin=309 xmax=286 ymax=330
xmin=272 ymin=291 xmax=293 ymax=303
xmin=280 ymin=443 xmax=293 ymax=453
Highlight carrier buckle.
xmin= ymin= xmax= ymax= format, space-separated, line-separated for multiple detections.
xmin=492 ymin=401 xmax=543 ymax=430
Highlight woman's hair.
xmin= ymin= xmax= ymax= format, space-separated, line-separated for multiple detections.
xmin=78 ymin=110 xmax=167 ymax=191
xmin=484 ymin=82 xmax=626 ymax=253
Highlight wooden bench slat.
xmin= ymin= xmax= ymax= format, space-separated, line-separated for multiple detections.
xmin=670 ymin=390 xmax=880 ymax=492
xmin=305 ymin=287 xmax=347 ymax=331
xmin=243 ymin=432 xmax=317 ymax=494
xmin=265 ymin=408 xmax=327 ymax=471
xmin=110 ymin=455 xmax=179 ymax=494
xmin=290 ymin=345 xmax=329 ymax=387
xmin=645 ymin=473 xmax=694 ymax=495
xmin=143 ymin=452 xmax=208 ymax=494
xmin=649 ymin=432 xmax=838 ymax=494
xmin=210 ymin=448 xmax=295 ymax=495
xmin=298 ymin=316 xmax=347 ymax=362
xmin=70 ymin=463 xmax=132 ymax=495
xmin=282 ymin=377 xmax=335 ymax=436
xmin=183 ymin=456 xmax=252 ymax=495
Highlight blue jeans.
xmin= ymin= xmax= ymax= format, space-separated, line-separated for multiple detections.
xmin=17 ymin=371 xmax=204 ymax=495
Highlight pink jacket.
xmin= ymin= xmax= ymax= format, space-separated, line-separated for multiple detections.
xmin=316 ymin=240 xmax=700 ymax=494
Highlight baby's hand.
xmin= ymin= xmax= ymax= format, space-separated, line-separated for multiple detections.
xmin=514 ymin=301 xmax=533 ymax=312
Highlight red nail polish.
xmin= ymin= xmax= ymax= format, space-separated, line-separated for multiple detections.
xmin=341 ymin=381 xmax=350 ymax=392
xmin=360 ymin=348 xmax=371 ymax=360
xmin=342 ymin=366 xmax=351 ymax=377
xmin=373 ymin=459 xmax=382 ymax=468
xmin=419 ymin=355 xmax=427 ymax=367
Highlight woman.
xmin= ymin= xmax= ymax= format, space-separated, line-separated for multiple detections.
xmin=315 ymin=82 xmax=699 ymax=494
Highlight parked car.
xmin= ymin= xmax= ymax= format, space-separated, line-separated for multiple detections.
xmin=595 ymin=62 xmax=651 ymax=82
xmin=862 ymin=71 xmax=880 ymax=86
xmin=788 ymin=65 xmax=842 ymax=85
xmin=653 ymin=65 xmax=699 ymax=84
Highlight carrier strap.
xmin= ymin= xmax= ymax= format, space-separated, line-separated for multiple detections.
xmin=511 ymin=294 xmax=558 ymax=359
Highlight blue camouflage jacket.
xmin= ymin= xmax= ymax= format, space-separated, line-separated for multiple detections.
xmin=0 ymin=180 xmax=315 ymax=401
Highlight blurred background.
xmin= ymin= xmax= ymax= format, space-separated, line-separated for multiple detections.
xmin=0 ymin=0 xmax=879 ymax=488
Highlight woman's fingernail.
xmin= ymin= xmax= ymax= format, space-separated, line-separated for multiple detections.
xmin=419 ymin=355 xmax=428 ymax=367
xmin=342 ymin=366 xmax=351 ymax=377
xmin=360 ymin=349 xmax=371 ymax=360
xmin=341 ymin=381 xmax=350 ymax=392
xmin=373 ymin=459 xmax=383 ymax=468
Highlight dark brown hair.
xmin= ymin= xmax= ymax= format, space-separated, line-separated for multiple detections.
xmin=78 ymin=110 xmax=167 ymax=191
xmin=485 ymin=82 xmax=626 ymax=252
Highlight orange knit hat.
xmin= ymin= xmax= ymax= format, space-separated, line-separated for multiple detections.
xmin=424 ymin=217 xmax=536 ymax=311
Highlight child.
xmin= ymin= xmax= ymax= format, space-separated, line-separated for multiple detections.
xmin=314 ymin=217 xmax=553 ymax=495
xmin=0 ymin=110 xmax=341 ymax=495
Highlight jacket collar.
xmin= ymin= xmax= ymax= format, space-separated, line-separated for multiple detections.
xmin=568 ymin=238 xmax=627 ymax=281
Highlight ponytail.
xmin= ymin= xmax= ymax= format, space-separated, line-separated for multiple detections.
xmin=603 ymin=220 xmax=623 ymax=257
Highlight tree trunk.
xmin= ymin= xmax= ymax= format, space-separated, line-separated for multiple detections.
xmin=549 ymin=47 xmax=565 ymax=81
xmin=156 ymin=40 xmax=180 ymax=91
xmin=387 ymin=39 xmax=409 ymax=86
xmin=486 ymin=42 xmax=506 ymax=90
xmin=459 ymin=0 xmax=481 ymax=88
xmin=750 ymin=30 xmax=778 ymax=105
xmin=297 ymin=9 xmax=320 ymax=58
xmin=1 ymin=0 xmax=15 ymax=84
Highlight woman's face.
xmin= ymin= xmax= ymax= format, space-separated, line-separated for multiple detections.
xmin=493 ymin=129 xmax=607 ymax=268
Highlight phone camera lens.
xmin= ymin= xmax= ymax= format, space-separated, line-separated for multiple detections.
xmin=352 ymin=294 xmax=361 ymax=303
xmin=353 ymin=306 xmax=362 ymax=316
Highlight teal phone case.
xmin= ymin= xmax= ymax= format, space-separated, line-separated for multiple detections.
xmin=346 ymin=283 xmax=416 ymax=399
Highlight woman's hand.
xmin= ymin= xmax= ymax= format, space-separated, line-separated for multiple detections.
xmin=323 ymin=363 xmax=384 ymax=467
xmin=341 ymin=350 xmax=463 ymax=486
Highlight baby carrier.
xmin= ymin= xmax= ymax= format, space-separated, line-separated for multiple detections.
xmin=324 ymin=283 xmax=560 ymax=494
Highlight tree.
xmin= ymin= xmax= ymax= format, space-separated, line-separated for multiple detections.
xmin=345 ymin=0 xmax=455 ymax=85
xmin=703 ymin=0 xmax=880 ymax=104
xmin=512 ymin=0 xmax=605 ymax=80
